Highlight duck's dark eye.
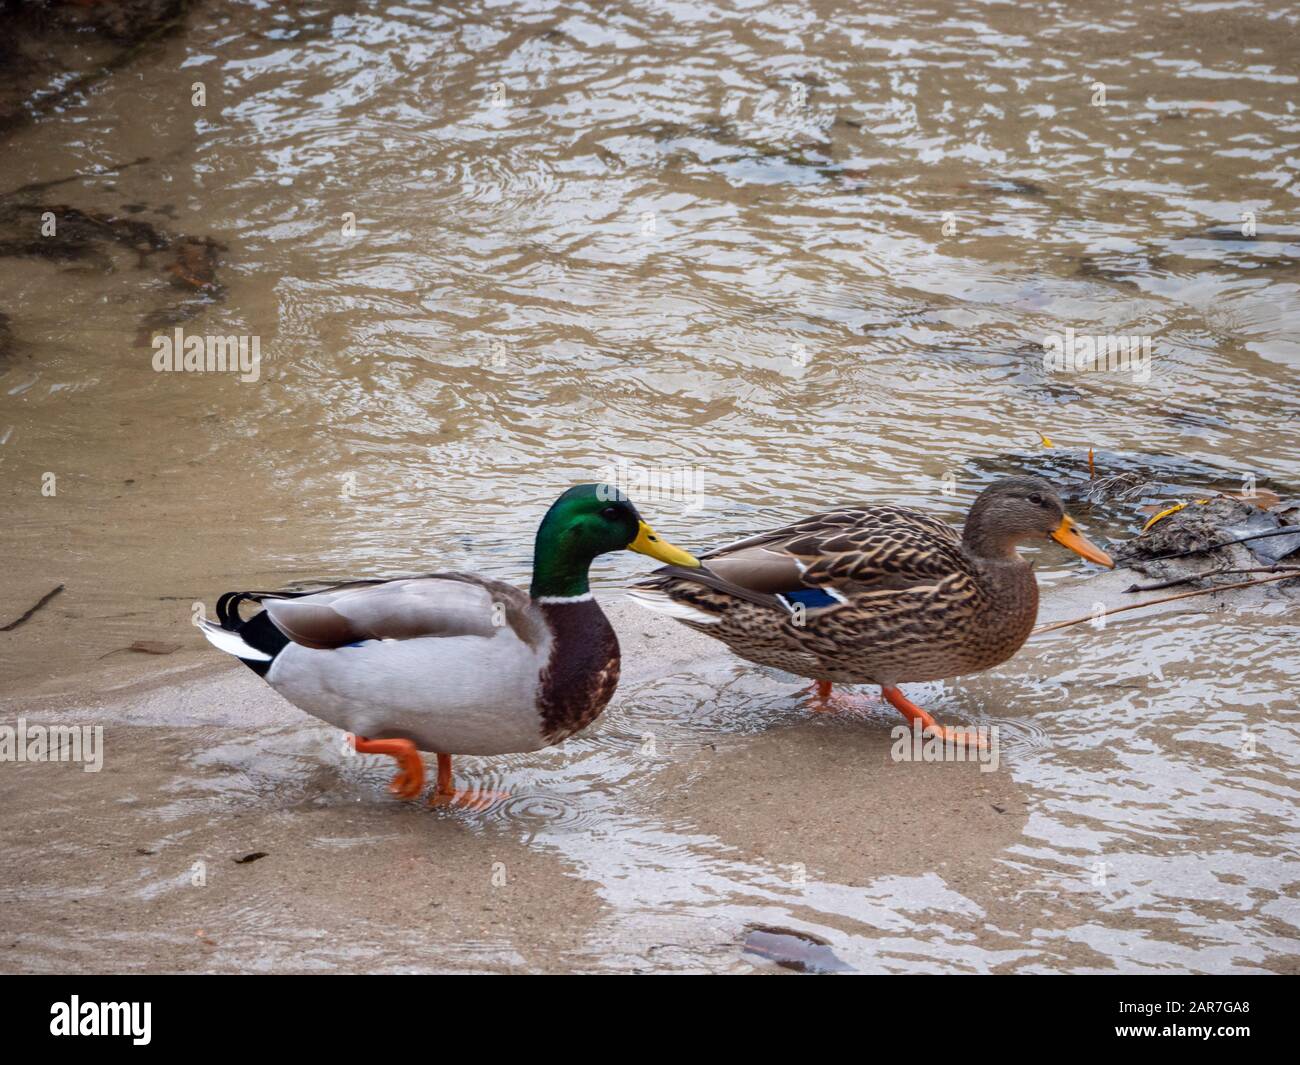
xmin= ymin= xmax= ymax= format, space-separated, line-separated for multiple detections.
xmin=1028 ymin=493 xmax=1044 ymax=506
xmin=600 ymin=506 xmax=622 ymax=521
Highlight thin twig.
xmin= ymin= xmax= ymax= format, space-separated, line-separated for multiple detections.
xmin=0 ymin=584 xmax=64 ymax=631
xmin=1134 ymin=526 xmax=1300 ymax=564
xmin=1124 ymin=565 xmax=1300 ymax=593
xmin=1032 ymin=571 xmax=1300 ymax=635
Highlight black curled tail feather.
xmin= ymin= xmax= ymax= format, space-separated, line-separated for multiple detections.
xmin=216 ymin=591 xmax=263 ymax=630
xmin=214 ymin=591 xmax=292 ymax=676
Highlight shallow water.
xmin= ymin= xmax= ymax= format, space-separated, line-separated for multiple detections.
xmin=1 ymin=0 xmax=1298 ymax=972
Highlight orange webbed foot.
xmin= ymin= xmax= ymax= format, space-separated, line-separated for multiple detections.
xmin=924 ymin=724 xmax=989 ymax=750
xmin=428 ymin=753 xmax=508 ymax=810
xmin=880 ymin=687 xmax=987 ymax=749
xmin=351 ymin=735 xmax=425 ymax=800
xmin=429 ymin=788 xmax=510 ymax=812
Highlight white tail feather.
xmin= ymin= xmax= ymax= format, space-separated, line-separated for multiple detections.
xmin=198 ymin=617 xmax=273 ymax=661
xmin=625 ymin=589 xmax=721 ymax=624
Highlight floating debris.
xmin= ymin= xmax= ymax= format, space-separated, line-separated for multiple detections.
xmin=1117 ymin=495 xmax=1300 ymax=576
xmin=166 ymin=235 xmax=225 ymax=294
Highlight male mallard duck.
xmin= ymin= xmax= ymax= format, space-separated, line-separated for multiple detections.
xmin=199 ymin=484 xmax=698 ymax=806
xmin=628 ymin=476 xmax=1112 ymax=745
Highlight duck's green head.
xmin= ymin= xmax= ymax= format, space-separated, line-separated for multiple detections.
xmin=530 ymin=483 xmax=699 ymax=599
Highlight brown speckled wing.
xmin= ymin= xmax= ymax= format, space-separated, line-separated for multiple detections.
xmin=703 ymin=505 xmax=970 ymax=596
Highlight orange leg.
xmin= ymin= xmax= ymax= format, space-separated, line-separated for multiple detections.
xmin=428 ymin=752 xmax=509 ymax=811
xmin=880 ymin=686 xmax=988 ymax=749
xmin=351 ymin=735 xmax=425 ymax=799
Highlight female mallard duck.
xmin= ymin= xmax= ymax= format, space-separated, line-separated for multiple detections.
xmin=629 ymin=475 xmax=1112 ymax=745
xmin=199 ymin=484 xmax=698 ymax=806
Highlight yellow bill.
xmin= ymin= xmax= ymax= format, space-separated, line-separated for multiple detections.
xmin=1050 ymin=516 xmax=1114 ymax=568
xmin=629 ymin=521 xmax=700 ymax=568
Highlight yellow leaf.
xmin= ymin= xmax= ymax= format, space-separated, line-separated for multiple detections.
xmin=1142 ymin=502 xmax=1188 ymax=532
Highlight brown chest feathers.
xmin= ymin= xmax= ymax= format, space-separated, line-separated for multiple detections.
xmin=535 ymin=599 xmax=621 ymax=744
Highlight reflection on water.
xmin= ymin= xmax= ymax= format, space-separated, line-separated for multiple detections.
xmin=0 ymin=0 xmax=1297 ymax=972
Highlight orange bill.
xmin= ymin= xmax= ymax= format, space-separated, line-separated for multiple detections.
xmin=1050 ymin=516 xmax=1114 ymax=567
